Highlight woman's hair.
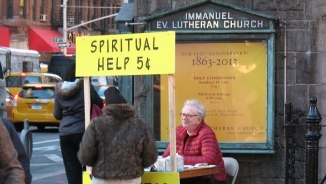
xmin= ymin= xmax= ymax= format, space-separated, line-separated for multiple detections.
xmin=183 ymin=99 xmax=206 ymax=119
xmin=64 ymin=62 xmax=76 ymax=82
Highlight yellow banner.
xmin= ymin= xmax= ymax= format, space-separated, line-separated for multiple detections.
xmin=160 ymin=42 xmax=267 ymax=142
xmin=82 ymin=172 xmax=91 ymax=184
xmin=141 ymin=172 xmax=179 ymax=184
xmin=76 ymin=32 xmax=175 ymax=76
xmin=83 ymin=171 xmax=179 ymax=184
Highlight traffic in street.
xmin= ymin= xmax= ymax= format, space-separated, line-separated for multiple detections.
xmin=26 ymin=126 xmax=68 ymax=184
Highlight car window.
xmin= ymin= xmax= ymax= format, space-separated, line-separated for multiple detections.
xmin=18 ymin=87 xmax=55 ymax=99
xmin=25 ymin=76 xmax=42 ymax=83
xmin=48 ymin=76 xmax=62 ymax=83
xmin=6 ymin=76 xmax=42 ymax=87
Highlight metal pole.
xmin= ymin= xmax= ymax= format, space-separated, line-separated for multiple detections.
xmin=63 ymin=0 xmax=67 ymax=55
xmin=20 ymin=119 xmax=33 ymax=160
xmin=284 ymin=103 xmax=296 ymax=184
xmin=284 ymin=23 xmax=287 ymax=106
xmin=60 ymin=1 xmax=119 ymax=55
xmin=305 ymin=97 xmax=322 ymax=184
xmin=66 ymin=14 xmax=118 ymax=31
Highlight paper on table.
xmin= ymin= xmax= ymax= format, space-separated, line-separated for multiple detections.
xmin=195 ymin=163 xmax=208 ymax=167
xmin=194 ymin=165 xmax=216 ymax=169
xmin=184 ymin=165 xmax=194 ymax=170
xmin=183 ymin=164 xmax=216 ymax=171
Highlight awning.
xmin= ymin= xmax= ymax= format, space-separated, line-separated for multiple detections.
xmin=28 ymin=28 xmax=75 ymax=53
xmin=0 ymin=27 xmax=10 ymax=47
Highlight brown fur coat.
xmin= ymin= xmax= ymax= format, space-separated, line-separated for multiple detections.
xmin=77 ymin=103 xmax=158 ymax=180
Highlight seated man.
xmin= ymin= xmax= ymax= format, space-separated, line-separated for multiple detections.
xmin=162 ymin=99 xmax=227 ymax=184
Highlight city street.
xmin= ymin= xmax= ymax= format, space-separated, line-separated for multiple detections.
xmin=26 ymin=126 xmax=68 ymax=184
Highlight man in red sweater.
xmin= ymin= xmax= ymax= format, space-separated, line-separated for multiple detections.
xmin=162 ymin=99 xmax=227 ymax=184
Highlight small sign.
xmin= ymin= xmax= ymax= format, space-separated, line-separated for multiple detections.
xmin=82 ymin=172 xmax=91 ymax=184
xmin=76 ymin=31 xmax=175 ymax=77
xmin=57 ymin=42 xmax=71 ymax=48
xmin=54 ymin=38 xmax=64 ymax=42
xmin=141 ymin=172 xmax=179 ymax=184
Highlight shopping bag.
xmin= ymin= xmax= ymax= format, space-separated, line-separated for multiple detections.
xmin=91 ymin=103 xmax=103 ymax=120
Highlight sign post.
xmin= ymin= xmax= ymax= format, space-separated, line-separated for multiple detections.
xmin=54 ymin=38 xmax=64 ymax=42
xmin=57 ymin=42 xmax=71 ymax=49
xmin=76 ymin=31 xmax=177 ymax=183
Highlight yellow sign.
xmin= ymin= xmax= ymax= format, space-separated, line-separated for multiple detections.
xmin=82 ymin=172 xmax=91 ymax=184
xmin=160 ymin=42 xmax=267 ymax=142
xmin=76 ymin=32 xmax=175 ymax=76
xmin=83 ymin=171 xmax=179 ymax=184
xmin=141 ymin=172 xmax=179 ymax=184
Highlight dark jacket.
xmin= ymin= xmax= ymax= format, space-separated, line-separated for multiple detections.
xmin=78 ymin=104 xmax=158 ymax=180
xmin=0 ymin=118 xmax=32 ymax=184
xmin=0 ymin=120 xmax=25 ymax=184
xmin=162 ymin=122 xmax=227 ymax=182
xmin=53 ymin=79 xmax=103 ymax=136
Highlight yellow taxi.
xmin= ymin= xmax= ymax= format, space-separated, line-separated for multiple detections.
xmin=12 ymin=83 xmax=60 ymax=131
xmin=5 ymin=72 xmax=62 ymax=96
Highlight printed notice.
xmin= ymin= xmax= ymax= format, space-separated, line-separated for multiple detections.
xmin=160 ymin=42 xmax=267 ymax=142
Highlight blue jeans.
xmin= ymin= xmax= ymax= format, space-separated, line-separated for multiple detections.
xmin=60 ymin=133 xmax=84 ymax=184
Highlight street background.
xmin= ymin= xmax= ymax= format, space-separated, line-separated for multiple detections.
xmin=25 ymin=126 xmax=68 ymax=184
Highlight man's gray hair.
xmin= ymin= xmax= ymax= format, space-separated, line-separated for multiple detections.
xmin=183 ymin=99 xmax=206 ymax=119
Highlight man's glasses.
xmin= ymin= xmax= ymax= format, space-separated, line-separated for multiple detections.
xmin=180 ymin=113 xmax=198 ymax=119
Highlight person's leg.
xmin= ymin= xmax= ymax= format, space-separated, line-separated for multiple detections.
xmin=60 ymin=133 xmax=84 ymax=184
xmin=60 ymin=135 xmax=71 ymax=181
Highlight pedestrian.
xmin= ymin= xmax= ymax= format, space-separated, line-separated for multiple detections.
xmin=0 ymin=119 xmax=25 ymax=184
xmin=78 ymin=86 xmax=158 ymax=184
xmin=53 ymin=62 xmax=103 ymax=184
xmin=162 ymin=99 xmax=227 ymax=184
xmin=0 ymin=118 xmax=32 ymax=184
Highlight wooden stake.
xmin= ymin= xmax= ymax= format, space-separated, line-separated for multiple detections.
xmin=168 ymin=74 xmax=176 ymax=172
xmin=84 ymin=77 xmax=91 ymax=172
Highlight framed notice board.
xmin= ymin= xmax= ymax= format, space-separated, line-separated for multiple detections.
xmin=156 ymin=38 xmax=274 ymax=153
xmin=139 ymin=0 xmax=278 ymax=153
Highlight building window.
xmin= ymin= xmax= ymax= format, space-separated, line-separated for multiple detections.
xmin=40 ymin=0 xmax=44 ymax=14
xmin=7 ymin=0 xmax=13 ymax=18
xmin=19 ymin=0 xmax=26 ymax=18
xmin=32 ymin=0 xmax=36 ymax=21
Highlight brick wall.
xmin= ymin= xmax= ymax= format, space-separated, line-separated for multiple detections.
xmin=133 ymin=0 xmax=326 ymax=183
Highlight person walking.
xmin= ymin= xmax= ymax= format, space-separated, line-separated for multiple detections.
xmin=53 ymin=63 xmax=103 ymax=184
xmin=1 ymin=118 xmax=32 ymax=184
xmin=0 ymin=119 xmax=25 ymax=184
xmin=78 ymin=86 xmax=158 ymax=184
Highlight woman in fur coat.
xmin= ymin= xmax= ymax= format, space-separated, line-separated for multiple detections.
xmin=78 ymin=86 xmax=158 ymax=184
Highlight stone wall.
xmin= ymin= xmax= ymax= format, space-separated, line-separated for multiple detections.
xmin=133 ymin=0 xmax=326 ymax=183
